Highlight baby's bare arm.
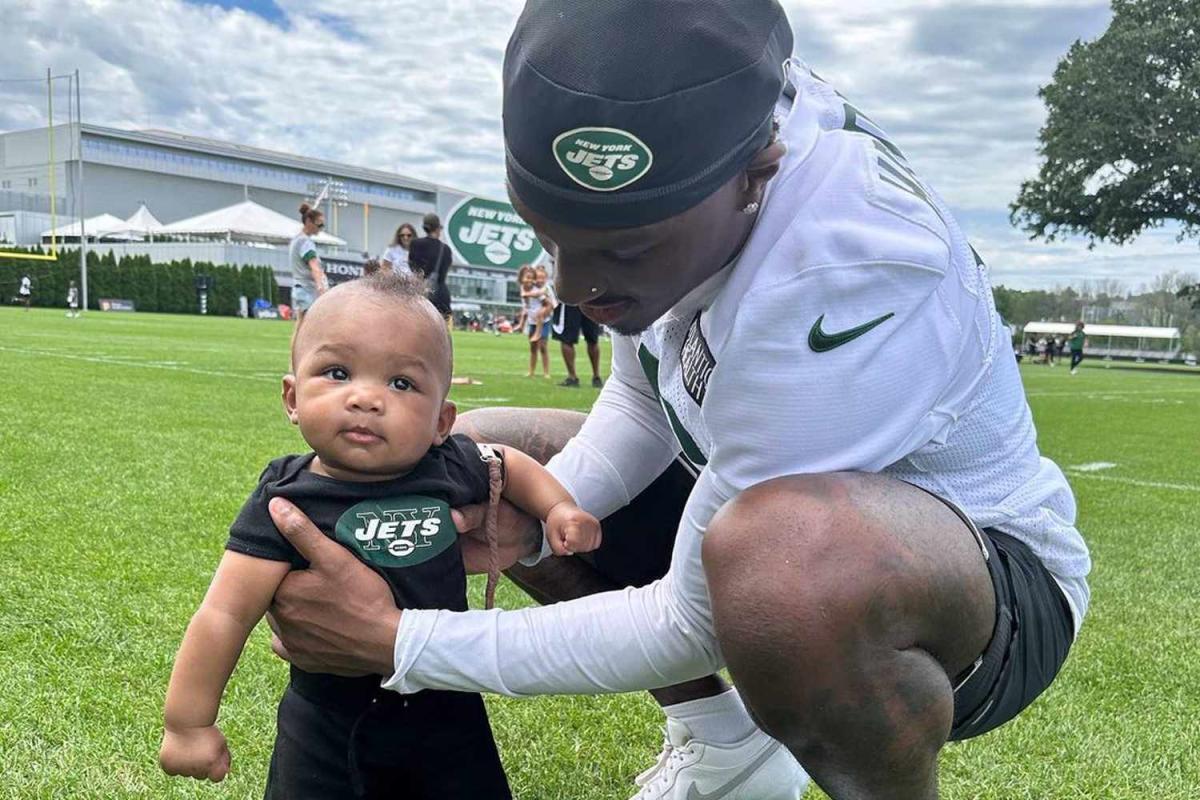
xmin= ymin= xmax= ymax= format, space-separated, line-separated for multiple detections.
xmin=494 ymin=445 xmax=573 ymax=521
xmin=164 ymin=551 xmax=291 ymax=732
xmin=491 ymin=445 xmax=601 ymax=555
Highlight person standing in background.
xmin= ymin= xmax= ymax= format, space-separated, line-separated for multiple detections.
xmin=1069 ymin=322 xmax=1087 ymax=375
xmin=553 ymin=302 xmax=603 ymax=388
xmin=410 ymin=213 xmax=454 ymax=329
xmin=66 ymin=280 xmax=79 ymax=318
xmin=380 ymin=223 xmax=417 ymax=274
xmin=17 ymin=273 xmax=31 ymax=311
xmin=289 ymin=204 xmax=327 ymax=323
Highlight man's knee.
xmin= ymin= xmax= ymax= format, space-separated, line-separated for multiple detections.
xmin=703 ymin=474 xmax=858 ymax=611
xmin=702 ymin=475 xmax=876 ymax=672
xmin=703 ymin=472 xmax=989 ymax=658
xmin=703 ymin=475 xmax=960 ymax=760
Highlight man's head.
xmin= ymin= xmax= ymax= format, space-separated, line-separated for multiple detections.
xmin=284 ymin=272 xmax=455 ymax=480
xmin=503 ymin=0 xmax=792 ymax=333
xmin=422 ymin=213 xmax=442 ymax=237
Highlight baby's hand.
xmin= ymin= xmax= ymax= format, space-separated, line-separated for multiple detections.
xmin=159 ymin=725 xmax=231 ymax=782
xmin=546 ymin=502 xmax=602 ymax=555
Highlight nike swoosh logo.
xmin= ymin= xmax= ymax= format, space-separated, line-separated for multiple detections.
xmin=808 ymin=312 xmax=895 ymax=352
xmin=684 ymin=741 xmax=782 ymax=800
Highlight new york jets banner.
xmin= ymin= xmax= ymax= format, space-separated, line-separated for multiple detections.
xmin=445 ymin=196 xmax=543 ymax=270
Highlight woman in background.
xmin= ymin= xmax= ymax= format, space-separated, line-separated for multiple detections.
xmin=289 ymin=203 xmax=327 ymax=323
xmin=380 ymin=223 xmax=417 ymax=274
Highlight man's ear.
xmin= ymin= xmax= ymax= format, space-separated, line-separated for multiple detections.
xmin=433 ymin=400 xmax=457 ymax=445
xmin=282 ymin=374 xmax=300 ymax=425
xmin=742 ymin=139 xmax=788 ymax=206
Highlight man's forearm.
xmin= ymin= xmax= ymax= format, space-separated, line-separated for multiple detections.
xmin=384 ymin=575 xmax=722 ymax=697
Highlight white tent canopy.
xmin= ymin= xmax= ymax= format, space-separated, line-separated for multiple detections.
xmin=41 ymin=213 xmax=130 ymax=241
xmin=157 ymin=200 xmax=347 ymax=246
xmin=1023 ymin=322 xmax=1180 ymax=340
xmin=122 ymin=203 xmax=164 ymax=236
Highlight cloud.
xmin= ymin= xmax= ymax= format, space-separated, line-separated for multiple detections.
xmin=1 ymin=0 xmax=1193 ymax=289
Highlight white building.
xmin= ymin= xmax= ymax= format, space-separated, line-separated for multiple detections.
xmin=0 ymin=123 xmax=538 ymax=311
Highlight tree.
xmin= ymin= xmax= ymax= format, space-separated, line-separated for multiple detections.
xmin=1011 ymin=0 xmax=1200 ymax=249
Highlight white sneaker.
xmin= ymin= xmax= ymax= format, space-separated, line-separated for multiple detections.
xmin=630 ymin=718 xmax=810 ymax=800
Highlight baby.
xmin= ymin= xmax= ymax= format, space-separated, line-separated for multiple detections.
xmin=160 ymin=272 xmax=601 ymax=798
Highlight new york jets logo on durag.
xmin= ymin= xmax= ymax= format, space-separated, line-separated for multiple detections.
xmin=553 ymin=127 xmax=653 ymax=192
xmin=334 ymin=495 xmax=455 ymax=568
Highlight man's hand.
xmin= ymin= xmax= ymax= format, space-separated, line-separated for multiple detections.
xmin=451 ymin=497 xmax=547 ymax=573
xmin=266 ymin=498 xmax=400 ymax=677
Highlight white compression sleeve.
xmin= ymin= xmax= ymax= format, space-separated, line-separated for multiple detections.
xmin=384 ymin=468 xmax=729 ymax=697
xmin=516 ymin=335 xmax=680 ymax=567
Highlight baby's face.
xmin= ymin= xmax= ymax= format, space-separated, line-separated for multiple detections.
xmin=284 ymin=292 xmax=453 ymax=480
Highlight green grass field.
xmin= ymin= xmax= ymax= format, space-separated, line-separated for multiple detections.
xmin=1 ymin=306 xmax=1198 ymax=799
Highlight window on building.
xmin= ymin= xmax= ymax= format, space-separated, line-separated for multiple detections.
xmin=1 ymin=180 xmax=10 ymax=189
xmin=27 ymin=178 xmax=38 ymax=188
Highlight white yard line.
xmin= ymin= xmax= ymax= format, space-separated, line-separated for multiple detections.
xmin=0 ymin=345 xmax=276 ymax=384
xmin=1026 ymin=387 xmax=1200 ymax=398
xmin=453 ymin=398 xmax=513 ymax=409
xmin=1066 ymin=471 xmax=1200 ymax=493
xmin=2 ymin=330 xmax=287 ymax=356
xmin=1069 ymin=462 xmax=1118 ymax=472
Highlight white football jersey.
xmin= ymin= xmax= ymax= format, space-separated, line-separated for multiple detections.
xmin=19 ymin=276 xmax=31 ymax=295
xmin=384 ymin=63 xmax=1089 ymax=698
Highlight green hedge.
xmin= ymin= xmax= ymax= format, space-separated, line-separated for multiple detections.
xmin=0 ymin=248 xmax=279 ymax=315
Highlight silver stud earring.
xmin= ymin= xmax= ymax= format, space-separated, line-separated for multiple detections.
xmin=741 ymin=201 xmax=760 ymax=215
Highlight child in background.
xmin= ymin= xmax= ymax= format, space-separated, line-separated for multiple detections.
xmin=517 ymin=264 xmax=554 ymax=343
xmin=516 ymin=265 xmax=553 ymax=377
xmin=159 ymin=272 xmax=601 ymax=798
xmin=534 ymin=265 xmax=557 ymax=317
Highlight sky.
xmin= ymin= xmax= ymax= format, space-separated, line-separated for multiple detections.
xmin=1 ymin=0 xmax=1195 ymax=291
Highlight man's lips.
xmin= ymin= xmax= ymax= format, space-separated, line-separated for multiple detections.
xmin=580 ymin=298 xmax=633 ymax=325
xmin=342 ymin=427 xmax=384 ymax=445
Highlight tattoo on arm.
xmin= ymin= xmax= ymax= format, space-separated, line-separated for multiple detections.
xmin=453 ymin=408 xmax=584 ymax=465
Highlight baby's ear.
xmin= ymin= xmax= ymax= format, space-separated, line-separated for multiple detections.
xmin=282 ymin=374 xmax=300 ymax=424
xmin=433 ymin=400 xmax=457 ymax=444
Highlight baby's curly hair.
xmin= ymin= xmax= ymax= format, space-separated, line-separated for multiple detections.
xmin=358 ymin=269 xmax=426 ymax=300
xmin=291 ymin=271 xmax=453 ymax=386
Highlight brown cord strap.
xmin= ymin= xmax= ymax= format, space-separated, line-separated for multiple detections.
xmin=483 ymin=455 xmax=503 ymax=610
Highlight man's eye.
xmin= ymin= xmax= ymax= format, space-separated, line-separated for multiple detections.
xmin=390 ymin=377 xmax=413 ymax=391
xmin=322 ymin=367 xmax=349 ymax=381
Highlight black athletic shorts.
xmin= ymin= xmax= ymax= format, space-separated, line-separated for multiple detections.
xmin=551 ymin=304 xmax=601 ymax=346
xmin=581 ymin=460 xmax=1076 ymax=742
xmin=264 ymin=674 xmax=511 ymax=799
